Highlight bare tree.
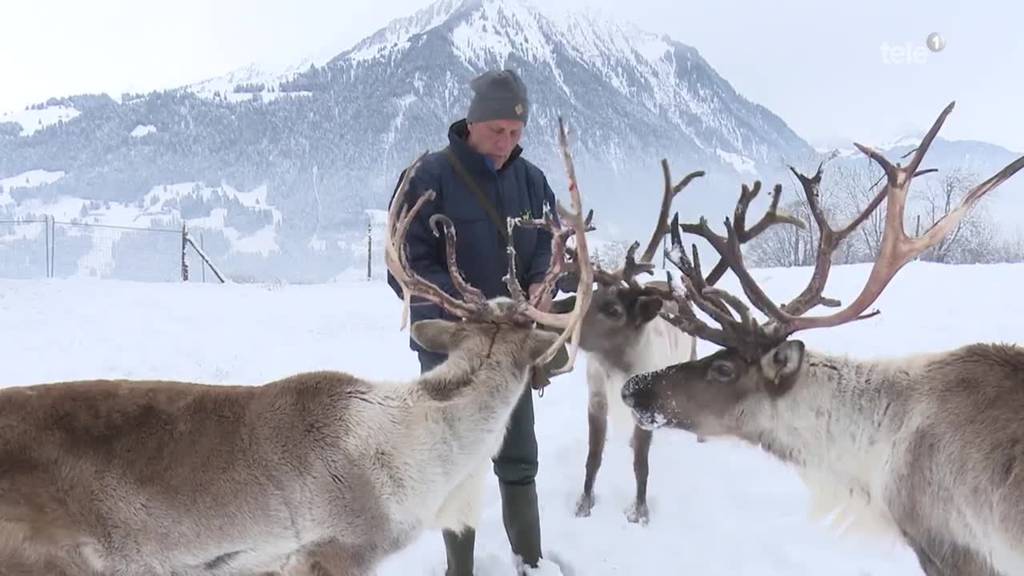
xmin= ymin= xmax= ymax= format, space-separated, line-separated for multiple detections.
xmin=590 ymin=239 xmax=630 ymax=271
xmin=742 ymin=154 xmax=1015 ymax=268
xmin=822 ymin=159 xmax=887 ymax=262
xmin=914 ymin=167 xmax=997 ymax=263
xmin=744 ymin=198 xmax=812 ymax=267
xmin=996 ymin=229 xmax=1024 ymax=263
xmin=745 ymin=154 xmax=867 ymax=268
xmin=939 ymin=208 xmax=999 ymax=264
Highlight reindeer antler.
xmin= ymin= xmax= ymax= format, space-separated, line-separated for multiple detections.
xmin=703 ymin=181 xmax=806 ymax=285
xmin=650 ymin=183 xmax=806 ymax=355
xmin=777 ymin=102 xmax=1024 ymax=335
xmin=386 ymin=120 xmax=596 ymax=377
xmin=659 ymin=101 xmax=1024 ymax=359
xmin=639 ymin=160 xmax=706 ymax=263
xmin=592 ymin=160 xmax=705 ymax=290
xmin=385 ymin=154 xmax=494 ymax=328
xmin=504 ymin=117 xmax=595 ymax=374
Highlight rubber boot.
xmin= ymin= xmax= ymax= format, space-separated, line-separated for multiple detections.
xmin=499 ymin=481 xmax=542 ymax=571
xmin=443 ymin=528 xmax=475 ymax=576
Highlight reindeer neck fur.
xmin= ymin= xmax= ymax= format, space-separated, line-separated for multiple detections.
xmin=596 ymin=316 xmax=694 ymax=380
xmin=589 ymin=316 xmax=694 ymax=433
xmin=738 ymin=349 xmax=932 ymax=540
xmin=414 ymin=331 xmax=532 ymax=459
xmin=378 ymin=326 xmax=534 ymax=530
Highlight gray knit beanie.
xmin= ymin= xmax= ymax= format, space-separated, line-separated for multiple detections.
xmin=466 ymin=69 xmax=529 ymax=126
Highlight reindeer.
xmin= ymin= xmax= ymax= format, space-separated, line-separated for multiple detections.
xmin=620 ymin=102 xmax=1024 ymax=576
xmin=0 ymin=120 xmax=595 ymax=575
xmin=557 ymin=163 xmax=802 ymax=524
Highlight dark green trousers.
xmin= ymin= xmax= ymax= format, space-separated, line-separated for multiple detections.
xmin=418 ymin=351 xmax=538 ymax=484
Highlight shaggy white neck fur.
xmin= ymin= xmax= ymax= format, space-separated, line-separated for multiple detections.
xmin=592 ymin=316 xmax=695 ymax=433
xmin=743 ymin=351 xmax=925 ymax=540
xmin=382 ymin=344 xmax=531 ymax=535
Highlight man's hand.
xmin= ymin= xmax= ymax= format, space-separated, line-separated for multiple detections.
xmin=528 ymin=283 xmax=553 ymax=312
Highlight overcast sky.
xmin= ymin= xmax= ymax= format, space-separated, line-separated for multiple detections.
xmin=2 ymin=0 xmax=1022 ymax=151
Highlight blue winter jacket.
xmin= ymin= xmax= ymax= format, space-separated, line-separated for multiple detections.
xmin=387 ymin=119 xmax=559 ymax=352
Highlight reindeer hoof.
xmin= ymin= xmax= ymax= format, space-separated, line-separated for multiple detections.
xmin=626 ymin=502 xmax=649 ymax=525
xmin=575 ymin=493 xmax=595 ymax=518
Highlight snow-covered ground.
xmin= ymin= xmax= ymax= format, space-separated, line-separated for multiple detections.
xmin=130 ymin=124 xmax=157 ymax=138
xmin=0 ymin=104 xmax=80 ymax=136
xmin=3 ymin=261 xmax=1022 ymax=575
xmin=141 ymin=182 xmax=283 ymax=256
xmin=0 ymin=169 xmax=66 ymax=205
xmin=0 ymin=177 xmax=283 ymax=276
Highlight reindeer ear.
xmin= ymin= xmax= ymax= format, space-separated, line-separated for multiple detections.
xmin=641 ymin=281 xmax=677 ymax=314
xmin=634 ymin=296 xmax=663 ymax=324
xmin=411 ymin=319 xmax=461 ymax=354
xmin=760 ymin=340 xmax=805 ymax=396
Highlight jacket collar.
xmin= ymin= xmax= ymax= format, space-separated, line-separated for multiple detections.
xmin=447 ymin=118 xmax=523 ymax=175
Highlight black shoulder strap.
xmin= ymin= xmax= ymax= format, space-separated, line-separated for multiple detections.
xmin=444 ymin=147 xmax=510 ymax=244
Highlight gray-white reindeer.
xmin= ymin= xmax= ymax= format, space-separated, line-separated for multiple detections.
xmin=622 ymin=102 xmax=1024 ymax=576
xmin=555 ymin=162 xmax=802 ymax=524
xmin=0 ymin=122 xmax=596 ymax=576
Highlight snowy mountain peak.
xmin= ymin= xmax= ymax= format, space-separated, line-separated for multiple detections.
xmin=0 ymin=0 xmax=821 ymax=281
xmin=307 ymin=0 xmax=801 ymax=175
xmin=443 ymin=0 xmax=678 ymax=83
xmin=342 ymin=0 xmax=469 ymax=63
xmin=179 ymin=0 xmax=761 ymax=166
xmin=340 ymin=0 xmax=679 ymax=97
xmin=880 ymin=135 xmax=923 ymax=150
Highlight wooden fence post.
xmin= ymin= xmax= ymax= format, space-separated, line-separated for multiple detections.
xmin=181 ymin=223 xmax=189 ymax=281
xmin=201 ymin=232 xmax=206 ymax=283
xmin=49 ymin=216 xmax=55 ymax=278
xmin=45 ymin=216 xmax=51 ymax=278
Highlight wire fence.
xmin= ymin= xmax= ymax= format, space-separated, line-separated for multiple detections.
xmin=0 ymin=218 xmax=223 ymax=283
xmin=0 ymin=219 xmax=49 ymax=279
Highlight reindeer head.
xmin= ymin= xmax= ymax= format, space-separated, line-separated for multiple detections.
xmin=550 ymin=244 xmax=669 ymax=356
xmin=623 ymin=341 xmax=806 ymax=435
xmin=386 ymin=117 xmax=595 ymax=377
xmin=408 ymin=299 xmax=562 ymax=370
xmin=622 ymin=102 xmax=1024 ymax=438
xmin=548 ymin=162 xmax=703 ymax=356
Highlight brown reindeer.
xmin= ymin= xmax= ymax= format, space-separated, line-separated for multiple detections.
xmin=0 ymin=120 xmax=595 ymax=575
xmin=621 ymin=102 xmax=1024 ymax=576
xmin=555 ymin=162 xmax=803 ymax=524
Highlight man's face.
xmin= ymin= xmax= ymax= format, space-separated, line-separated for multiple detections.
xmin=467 ymin=119 xmax=524 ymax=169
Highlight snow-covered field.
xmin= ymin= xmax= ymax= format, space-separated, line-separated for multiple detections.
xmin=2 ymin=261 xmax=1022 ymax=575
xmin=0 ymin=104 xmax=80 ymax=137
xmin=0 ymin=169 xmax=66 ymax=205
xmin=0 ymin=175 xmax=284 ymax=277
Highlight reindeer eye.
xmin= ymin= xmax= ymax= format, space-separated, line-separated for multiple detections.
xmin=600 ymin=302 xmax=624 ymax=319
xmin=709 ymin=361 xmax=736 ymax=381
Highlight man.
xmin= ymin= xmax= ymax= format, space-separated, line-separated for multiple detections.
xmin=386 ymin=69 xmax=560 ymax=575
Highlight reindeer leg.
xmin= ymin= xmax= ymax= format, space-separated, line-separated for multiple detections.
xmin=575 ymin=387 xmax=608 ymax=518
xmin=626 ymin=425 xmax=653 ymax=525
